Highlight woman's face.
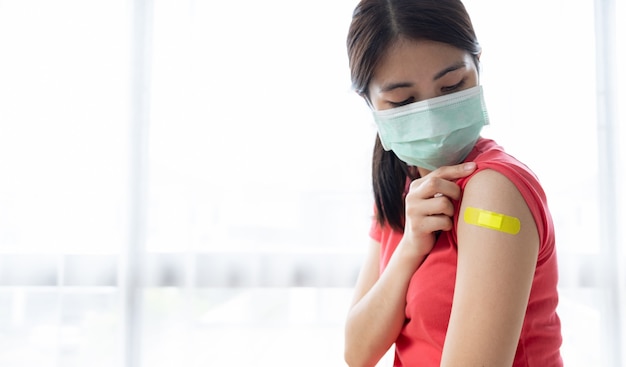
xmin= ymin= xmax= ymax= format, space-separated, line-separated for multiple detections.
xmin=367 ymin=38 xmax=479 ymax=111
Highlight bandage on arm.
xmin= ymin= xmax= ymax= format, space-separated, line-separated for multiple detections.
xmin=463 ymin=206 xmax=521 ymax=235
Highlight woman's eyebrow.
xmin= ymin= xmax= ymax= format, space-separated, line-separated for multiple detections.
xmin=378 ymin=61 xmax=469 ymax=93
xmin=433 ymin=61 xmax=468 ymax=81
xmin=379 ymin=81 xmax=413 ymax=93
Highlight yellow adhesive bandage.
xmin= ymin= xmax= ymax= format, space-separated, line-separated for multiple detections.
xmin=463 ymin=207 xmax=521 ymax=235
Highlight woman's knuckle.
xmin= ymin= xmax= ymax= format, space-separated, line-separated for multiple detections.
xmin=423 ymin=177 xmax=438 ymax=191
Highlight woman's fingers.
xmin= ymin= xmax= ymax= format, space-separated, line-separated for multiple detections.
xmin=410 ymin=162 xmax=477 ymax=200
xmin=405 ymin=162 xmax=476 ymax=236
xmin=432 ymin=162 xmax=477 ymax=181
xmin=406 ymin=191 xmax=455 ymax=217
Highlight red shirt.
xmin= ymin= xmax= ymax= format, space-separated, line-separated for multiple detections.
xmin=370 ymin=138 xmax=563 ymax=366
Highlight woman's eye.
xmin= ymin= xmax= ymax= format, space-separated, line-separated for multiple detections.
xmin=441 ymin=79 xmax=465 ymax=93
xmin=390 ymin=97 xmax=415 ymax=107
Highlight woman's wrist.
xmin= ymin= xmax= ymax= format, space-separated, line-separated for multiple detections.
xmin=392 ymin=236 xmax=429 ymax=273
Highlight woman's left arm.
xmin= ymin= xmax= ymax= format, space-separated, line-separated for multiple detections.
xmin=440 ymin=169 xmax=539 ymax=367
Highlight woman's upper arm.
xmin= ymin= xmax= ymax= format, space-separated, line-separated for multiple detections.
xmin=441 ymin=169 xmax=539 ymax=366
xmin=349 ymin=238 xmax=381 ymax=308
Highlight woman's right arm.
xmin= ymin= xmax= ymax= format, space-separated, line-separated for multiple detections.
xmin=344 ymin=162 xmax=477 ymax=367
xmin=344 ymin=238 xmax=427 ymax=367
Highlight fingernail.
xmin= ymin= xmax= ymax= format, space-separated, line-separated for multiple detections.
xmin=464 ymin=162 xmax=476 ymax=170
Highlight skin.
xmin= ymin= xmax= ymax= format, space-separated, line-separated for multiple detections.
xmin=344 ymin=38 xmax=539 ymax=367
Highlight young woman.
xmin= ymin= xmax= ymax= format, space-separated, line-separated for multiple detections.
xmin=343 ymin=1 xmax=563 ymax=366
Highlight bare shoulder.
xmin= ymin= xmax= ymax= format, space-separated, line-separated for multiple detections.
xmin=459 ymin=168 xmax=538 ymax=243
xmin=456 ymin=167 xmax=539 ymax=270
xmin=462 ymin=168 xmax=525 ymax=211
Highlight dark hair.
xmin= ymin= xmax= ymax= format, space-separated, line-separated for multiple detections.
xmin=347 ymin=0 xmax=481 ymax=231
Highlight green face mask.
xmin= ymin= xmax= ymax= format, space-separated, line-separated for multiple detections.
xmin=372 ymin=85 xmax=489 ymax=171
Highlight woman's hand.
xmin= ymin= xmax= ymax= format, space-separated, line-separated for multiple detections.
xmin=400 ymin=162 xmax=477 ymax=259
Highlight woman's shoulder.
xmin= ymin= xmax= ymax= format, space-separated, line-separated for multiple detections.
xmin=463 ymin=138 xmax=546 ymax=203
xmin=457 ymin=139 xmax=555 ymax=255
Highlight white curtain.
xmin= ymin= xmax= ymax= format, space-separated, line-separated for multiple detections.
xmin=0 ymin=0 xmax=623 ymax=366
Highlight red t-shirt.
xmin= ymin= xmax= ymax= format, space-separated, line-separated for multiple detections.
xmin=370 ymin=138 xmax=563 ymax=366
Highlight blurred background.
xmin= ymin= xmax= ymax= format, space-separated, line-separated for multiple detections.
xmin=0 ymin=0 xmax=624 ymax=366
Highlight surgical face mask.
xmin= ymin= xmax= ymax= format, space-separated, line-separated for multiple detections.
xmin=372 ymin=85 xmax=489 ymax=171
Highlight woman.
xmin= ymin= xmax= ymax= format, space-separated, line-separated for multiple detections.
xmin=343 ymin=1 xmax=563 ymax=366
